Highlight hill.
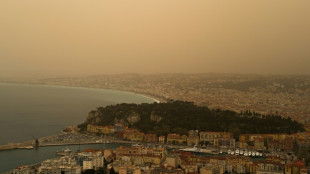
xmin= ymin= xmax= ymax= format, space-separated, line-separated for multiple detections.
xmin=79 ymin=101 xmax=304 ymax=139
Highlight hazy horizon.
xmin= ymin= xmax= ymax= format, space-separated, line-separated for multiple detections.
xmin=1 ymin=0 xmax=310 ymax=78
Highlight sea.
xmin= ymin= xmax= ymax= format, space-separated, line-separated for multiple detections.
xmin=0 ymin=82 xmax=156 ymax=172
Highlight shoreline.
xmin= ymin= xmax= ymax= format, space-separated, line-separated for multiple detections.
xmin=0 ymin=82 xmax=166 ymax=150
xmin=0 ymin=81 xmax=166 ymax=103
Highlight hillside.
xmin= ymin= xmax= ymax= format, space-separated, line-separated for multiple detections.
xmin=79 ymin=101 xmax=304 ymax=139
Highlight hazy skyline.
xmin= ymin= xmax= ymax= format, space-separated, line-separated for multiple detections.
xmin=1 ymin=0 xmax=309 ymax=78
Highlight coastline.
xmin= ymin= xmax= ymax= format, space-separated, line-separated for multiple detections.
xmin=0 ymin=82 xmax=166 ymax=150
xmin=0 ymin=81 xmax=165 ymax=104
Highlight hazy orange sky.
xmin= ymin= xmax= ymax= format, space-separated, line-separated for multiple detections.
xmin=0 ymin=0 xmax=309 ymax=78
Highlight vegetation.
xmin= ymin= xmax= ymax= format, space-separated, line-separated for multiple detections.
xmin=79 ymin=101 xmax=304 ymax=140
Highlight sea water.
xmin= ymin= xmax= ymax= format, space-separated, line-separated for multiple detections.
xmin=0 ymin=82 xmax=155 ymax=172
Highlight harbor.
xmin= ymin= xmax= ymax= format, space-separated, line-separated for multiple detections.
xmin=1 ymin=132 xmax=299 ymax=173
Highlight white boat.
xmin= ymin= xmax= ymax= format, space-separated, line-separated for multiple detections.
xmin=132 ymin=144 xmax=141 ymax=147
xmin=228 ymin=149 xmax=232 ymax=155
xmin=200 ymin=148 xmax=212 ymax=154
xmin=180 ymin=147 xmax=201 ymax=153
xmin=248 ymin=151 xmax=252 ymax=156
xmin=255 ymin=151 xmax=260 ymax=156
xmin=244 ymin=151 xmax=248 ymax=156
xmin=56 ymin=148 xmax=72 ymax=156
xmin=235 ymin=149 xmax=240 ymax=155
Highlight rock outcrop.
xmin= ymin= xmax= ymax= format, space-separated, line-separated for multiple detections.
xmin=150 ymin=112 xmax=162 ymax=123
xmin=127 ymin=112 xmax=141 ymax=125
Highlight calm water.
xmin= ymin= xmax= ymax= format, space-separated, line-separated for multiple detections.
xmin=0 ymin=82 xmax=155 ymax=145
xmin=0 ymin=82 xmax=155 ymax=172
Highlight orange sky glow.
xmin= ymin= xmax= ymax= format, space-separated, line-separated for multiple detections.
xmin=0 ymin=0 xmax=309 ymax=77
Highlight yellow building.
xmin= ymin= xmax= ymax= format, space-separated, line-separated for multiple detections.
xmin=165 ymin=156 xmax=181 ymax=168
xmin=254 ymin=137 xmax=265 ymax=150
xmin=200 ymin=164 xmax=224 ymax=174
xmin=87 ymin=124 xmax=113 ymax=134
xmin=239 ymin=134 xmax=293 ymax=150
xmin=167 ymin=134 xmax=187 ymax=145
xmin=239 ymin=141 xmax=248 ymax=149
xmin=128 ymin=132 xmax=144 ymax=142
xmin=122 ymin=129 xmax=145 ymax=142
xmin=87 ymin=124 xmax=99 ymax=133
xmin=200 ymin=132 xmax=233 ymax=146
xmin=187 ymin=136 xmax=199 ymax=146
xmin=285 ymin=160 xmax=307 ymax=174
xmin=97 ymin=126 xmax=111 ymax=134
xmin=248 ymin=162 xmax=258 ymax=174
xmin=159 ymin=136 xmax=166 ymax=144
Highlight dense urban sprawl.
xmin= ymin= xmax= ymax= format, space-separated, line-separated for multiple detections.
xmin=11 ymin=123 xmax=310 ymax=174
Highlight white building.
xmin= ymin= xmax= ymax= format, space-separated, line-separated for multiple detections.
xmin=81 ymin=152 xmax=104 ymax=170
xmin=38 ymin=156 xmax=81 ymax=174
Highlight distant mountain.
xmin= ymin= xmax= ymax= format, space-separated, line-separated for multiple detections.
xmin=79 ymin=101 xmax=305 ymax=140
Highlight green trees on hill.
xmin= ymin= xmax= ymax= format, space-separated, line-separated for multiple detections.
xmin=80 ymin=101 xmax=304 ymax=140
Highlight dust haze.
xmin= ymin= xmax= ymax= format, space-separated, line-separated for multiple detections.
xmin=0 ymin=0 xmax=309 ymax=78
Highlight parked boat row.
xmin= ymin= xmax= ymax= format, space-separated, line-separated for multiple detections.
xmin=179 ymin=147 xmax=263 ymax=157
xmin=228 ymin=149 xmax=263 ymax=157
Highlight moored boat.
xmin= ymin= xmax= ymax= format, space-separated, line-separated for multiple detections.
xmin=180 ymin=147 xmax=201 ymax=153
xmin=132 ymin=144 xmax=141 ymax=147
xmin=56 ymin=148 xmax=72 ymax=156
xmin=235 ymin=149 xmax=240 ymax=155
